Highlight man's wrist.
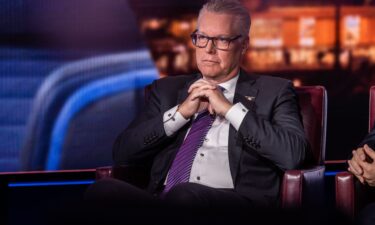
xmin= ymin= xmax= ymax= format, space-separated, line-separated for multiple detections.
xmin=177 ymin=104 xmax=192 ymax=119
xmin=221 ymin=102 xmax=232 ymax=116
xmin=163 ymin=105 xmax=190 ymax=136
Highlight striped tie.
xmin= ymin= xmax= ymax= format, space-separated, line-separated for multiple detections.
xmin=163 ymin=110 xmax=215 ymax=193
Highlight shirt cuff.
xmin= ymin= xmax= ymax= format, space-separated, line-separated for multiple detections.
xmin=163 ymin=105 xmax=190 ymax=136
xmin=225 ymin=102 xmax=248 ymax=131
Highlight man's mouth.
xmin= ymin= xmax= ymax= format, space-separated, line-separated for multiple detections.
xmin=202 ymin=59 xmax=219 ymax=64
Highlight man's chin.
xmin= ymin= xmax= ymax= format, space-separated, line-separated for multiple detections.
xmin=200 ymin=70 xmax=222 ymax=79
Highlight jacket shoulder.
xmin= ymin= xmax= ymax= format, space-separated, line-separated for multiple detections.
xmin=246 ymin=74 xmax=295 ymax=98
xmin=255 ymin=75 xmax=292 ymax=87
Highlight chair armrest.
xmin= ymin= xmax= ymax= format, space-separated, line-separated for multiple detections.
xmin=335 ymin=172 xmax=355 ymax=218
xmin=281 ymin=166 xmax=325 ymax=208
xmin=96 ymin=165 xmax=150 ymax=189
xmin=335 ymin=171 xmax=373 ymax=218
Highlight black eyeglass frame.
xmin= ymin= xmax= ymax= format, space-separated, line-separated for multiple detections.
xmin=190 ymin=30 xmax=242 ymax=51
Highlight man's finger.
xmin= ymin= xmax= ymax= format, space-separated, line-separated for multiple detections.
xmin=190 ymin=92 xmax=203 ymax=101
xmin=348 ymin=159 xmax=363 ymax=175
xmin=188 ymin=80 xmax=204 ymax=93
xmin=355 ymin=148 xmax=366 ymax=161
xmin=188 ymin=80 xmax=216 ymax=93
xmin=358 ymin=160 xmax=372 ymax=175
xmin=189 ymin=84 xmax=217 ymax=96
xmin=358 ymin=175 xmax=365 ymax=184
xmin=364 ymin=144 xmax=375 ymax=161
xmin=353 ymin=150 xmax=364 ymax=162
xmin=352 ymin=150 xmax=366 ymax=167
xmin=190 ymin=89 xmax=206 ymax=100
xmin=349 ymin=167 xmax=365 ymax=184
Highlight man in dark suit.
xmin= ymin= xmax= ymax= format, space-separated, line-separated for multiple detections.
xmin=348 ymin=133 xmax=375 ymax=187
xmin=87 ymin=0 xmax=311 ymax=213
xmin=348 ymin=128 xmax=375 ymax=225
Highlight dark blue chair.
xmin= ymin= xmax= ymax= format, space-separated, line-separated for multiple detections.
xmin=0 ymin=0 xmax=148 ymax=171
xmin=21 ymin=50 xmax=157 ymax=170
xmin=45 ymin=68 xmax=157 ymax=170
xmin=0 ymin=47 xmax=78 ymax=172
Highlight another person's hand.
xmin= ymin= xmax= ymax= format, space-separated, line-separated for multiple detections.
xmin=358 ymin=145 xmax=375 ymax=187
xmin=348 ymin=147 xmax=366 ymax=184
xmin=178 ymin=79 xmax=216 ymax=119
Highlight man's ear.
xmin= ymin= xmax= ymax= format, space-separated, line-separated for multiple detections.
xmin=242 ymin=37 xmax=249 ymax=54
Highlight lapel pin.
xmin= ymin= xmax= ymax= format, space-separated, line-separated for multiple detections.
xmin=245 ymin=96 xmax=255 ymax=101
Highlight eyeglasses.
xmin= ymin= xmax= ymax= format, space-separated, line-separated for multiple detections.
xmin=190 ymin=30 xmax=242 ymax=51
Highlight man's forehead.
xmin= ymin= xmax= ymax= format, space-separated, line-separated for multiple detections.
xmin=197 ymin=12 xmax=239 ymax=36
xmin=198 ymin=11 xmax=238 ymax=24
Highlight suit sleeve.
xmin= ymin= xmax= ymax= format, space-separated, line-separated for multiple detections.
xmin=112 ymin=80 xmax=174 ymax=165
xmin=237 ymin=81 xmax=311 ymax=171
xmin=358 ymin=126 xmax=375 ymax=149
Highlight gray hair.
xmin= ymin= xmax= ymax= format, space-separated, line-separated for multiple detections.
xmin=197 ymin=0 xmax=251 ymax=36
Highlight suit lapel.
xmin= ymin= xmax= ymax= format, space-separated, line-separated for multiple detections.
xmin=177 ymin=74 xmax=201 ymax=105
xmin=228 ymin=70 xmax=259 ymax=184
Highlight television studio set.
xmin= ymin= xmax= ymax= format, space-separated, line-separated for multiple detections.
xmin=0 ymin=0 xmax=375 ymax=224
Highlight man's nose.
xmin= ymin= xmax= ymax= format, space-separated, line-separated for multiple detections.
xmin=205 ymin=39 xmax=216 ymax=54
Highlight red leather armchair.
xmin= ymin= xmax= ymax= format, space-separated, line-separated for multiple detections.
xmin=336 ymin=86 xmax=375 ymax=218
xmin=96 ymin=85 xmax=327 ymax=209
xmin=281 ymin=86 xmax=327 ymax=208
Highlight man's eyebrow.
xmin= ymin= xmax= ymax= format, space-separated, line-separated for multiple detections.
xmin=196 ymin=31 xmax=233 ymax=38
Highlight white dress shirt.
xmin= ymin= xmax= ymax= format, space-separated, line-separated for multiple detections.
xmin=163 ymin=74 xmax=249 ymax=188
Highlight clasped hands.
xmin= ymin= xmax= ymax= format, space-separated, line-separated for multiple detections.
xmin=348 ymin=144 xmax=375 ymax=186
xmin=178 ymin=79 xmax=232 ymax=119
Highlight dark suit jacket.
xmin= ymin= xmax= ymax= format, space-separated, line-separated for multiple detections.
xmin=359 ymin=124 xmax=375 ymax=149
xmin=113 ymin=70 xmax=311 ymax=207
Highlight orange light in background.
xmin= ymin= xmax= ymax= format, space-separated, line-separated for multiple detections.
xmin=250 ymin=18 xmax=283 ymax=48
xmin=293 ymin=78 xmax=302 ymax=87
xmin=299 ymin=17 xmax=316 ymax=47
xmin=140 ymin=6 xmax=375 ymax=75
xmin=343 ymin=15 xmax=361 ymax=47
xmin=141 ymin=18 xmax=168 ymax=33
xmin=149 ymin=19 xmax=162 ymax=30
xmin=179 ymin=21 xmax=191 ymax=30
xmin=169 ymin=20 xmax=193 ymax=38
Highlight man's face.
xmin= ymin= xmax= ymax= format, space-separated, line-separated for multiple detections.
xmin=195 ymin=11 xmax=247 ymax=82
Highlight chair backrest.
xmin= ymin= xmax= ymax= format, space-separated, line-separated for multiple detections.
xmin=45 ymin=68 xmax=158 ymax=170
xmin=369 ymin=86 xmax=375 ymax=132
xmin=21 ymin=50 xmax=155 ymax=171
xmin=296 ymin=86 xmax=327 ymax=165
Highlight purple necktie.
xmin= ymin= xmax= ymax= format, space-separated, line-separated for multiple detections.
xmin=163 ymin=110 xmax=215 ymax=193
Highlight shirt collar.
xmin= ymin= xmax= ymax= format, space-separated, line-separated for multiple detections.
xmin=218 ymin=72 xmax=239 ymax=94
